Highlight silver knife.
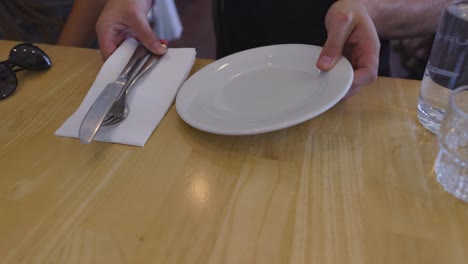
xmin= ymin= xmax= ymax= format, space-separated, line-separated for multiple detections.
xmin=79 ymin=45 xmax=150 ymax=144
xmin=100 ymin=54 xmax=162 ymax=127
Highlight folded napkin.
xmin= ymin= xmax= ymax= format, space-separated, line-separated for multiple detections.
xmin=55 ymin=38 xmax=196 ymax=146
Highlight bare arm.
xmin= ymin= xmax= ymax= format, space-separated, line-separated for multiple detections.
xmin=355 ymin=0 xmax=452 ymax=38
xmin=57 ymin=0 xmax=106 ymax=47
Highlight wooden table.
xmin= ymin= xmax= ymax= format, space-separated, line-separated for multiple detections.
xmin=0 ymin=40 xmax=467 ymax=263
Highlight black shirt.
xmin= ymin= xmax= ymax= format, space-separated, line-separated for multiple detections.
xmin=213 ymin=0 xmax=390 ymax=76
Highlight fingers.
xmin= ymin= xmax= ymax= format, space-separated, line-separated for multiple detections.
xmin=95 ymin=0 xmax=167 ymax=60
xmin=317 ymin=6 xmax=355 ymax=71
xmin=99 ymin=39 xmax=118 ymax=61
xmin=318 ymin=1 xmax=380 ymax=98
xmin=128 ymin=14 xmax=168 ymax=55
xmin=342 ymin=66 xmax=377 ymax=99
xmin=352 ymin=65 xmax=377 ymax=89
xmin=96 ymin=26 xmax=122 ymax=60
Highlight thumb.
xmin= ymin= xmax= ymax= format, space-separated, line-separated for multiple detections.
xmin=316 ymin=9 xmax=354 ymax=71
xmin=130 ymin=15 xmax=168 ymax=55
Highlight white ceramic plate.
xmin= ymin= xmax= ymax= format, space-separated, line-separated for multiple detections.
xmin=176 ymin=44 xmax=353 ymax=135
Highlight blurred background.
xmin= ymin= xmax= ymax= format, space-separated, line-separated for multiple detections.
xmin=0 ymin=0 xmax=432 ymax=80
xmin=170 ymin=0 xmax=215 ymax=59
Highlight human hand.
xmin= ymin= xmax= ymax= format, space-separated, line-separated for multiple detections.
xmin=316 ymin=1 xmax=380 ymax=98
xmin=96 ymin=0 xmax=168 ymax=60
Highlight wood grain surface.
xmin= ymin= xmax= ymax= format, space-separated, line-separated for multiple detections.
xmin=0 ymin=40 xmax=467 ymax=264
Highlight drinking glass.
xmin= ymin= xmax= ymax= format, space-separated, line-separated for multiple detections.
xmin=435 ymin=85 xmax=468 ymax=201
xmin=417 ymin=0 xmax=468 ymax=133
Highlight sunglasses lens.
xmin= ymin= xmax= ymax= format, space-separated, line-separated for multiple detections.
xmin=9 ymin=43 xmax=52 ymax=70
xmin=0 ymin=64 xmax=18 ymax=99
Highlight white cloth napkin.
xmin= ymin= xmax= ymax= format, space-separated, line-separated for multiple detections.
xmin=150 ymin=0 xmax=183 ymax=41
xmin=55 ymin=38 xmax=196 ymax=146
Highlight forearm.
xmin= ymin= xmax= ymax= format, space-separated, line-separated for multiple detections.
xmin=354 ymin=0 xmax=452 ymax=39
xmin=57 ymin=0 xmax=107 ymax=47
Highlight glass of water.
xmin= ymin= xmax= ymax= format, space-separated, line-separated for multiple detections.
xmin=435 ymin=85 xmax=468 ymax=201
xmin=417 ymin=0 xmax=468 ymax=133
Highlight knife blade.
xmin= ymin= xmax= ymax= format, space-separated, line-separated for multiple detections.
xmin=79 ymin=45 xmax=150 ymax=144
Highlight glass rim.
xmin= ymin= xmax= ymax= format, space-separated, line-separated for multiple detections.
xmin=449 ymin=85 xmax=468 ymax=120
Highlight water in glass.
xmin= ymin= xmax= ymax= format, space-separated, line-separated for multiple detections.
xmin=435 ymin=85 xmax=468 ymax=201
xmin=418 ymin=1 xmax=468 ymax=133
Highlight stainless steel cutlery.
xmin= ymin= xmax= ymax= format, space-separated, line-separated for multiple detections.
xmin=78 ymin=45 xmax=152 ymax=144
xmin=101 ymin=54 xmax=162 ymax=127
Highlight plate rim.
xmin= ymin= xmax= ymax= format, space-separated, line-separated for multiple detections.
xmin=176 ymin=44 xmax=353 ymax=135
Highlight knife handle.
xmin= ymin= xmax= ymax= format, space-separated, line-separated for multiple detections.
xmin=118 ymin=45 xmax=150 ymax=81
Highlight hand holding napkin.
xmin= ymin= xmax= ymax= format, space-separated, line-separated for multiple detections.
xmin=55 ymin=38 xmax=196 ymax=146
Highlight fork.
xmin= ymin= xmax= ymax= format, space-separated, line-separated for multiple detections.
xmin=101 ymin=54 xmax=162 ymax=127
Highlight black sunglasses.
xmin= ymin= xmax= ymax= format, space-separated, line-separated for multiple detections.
xmin=0 ymin=43 xmax=52 ymax=100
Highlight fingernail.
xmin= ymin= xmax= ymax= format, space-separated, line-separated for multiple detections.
xmin=151 ymin=42 xmax=168 ymax=55
xmin=318 ymin=56 xmax=332 ymax=69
